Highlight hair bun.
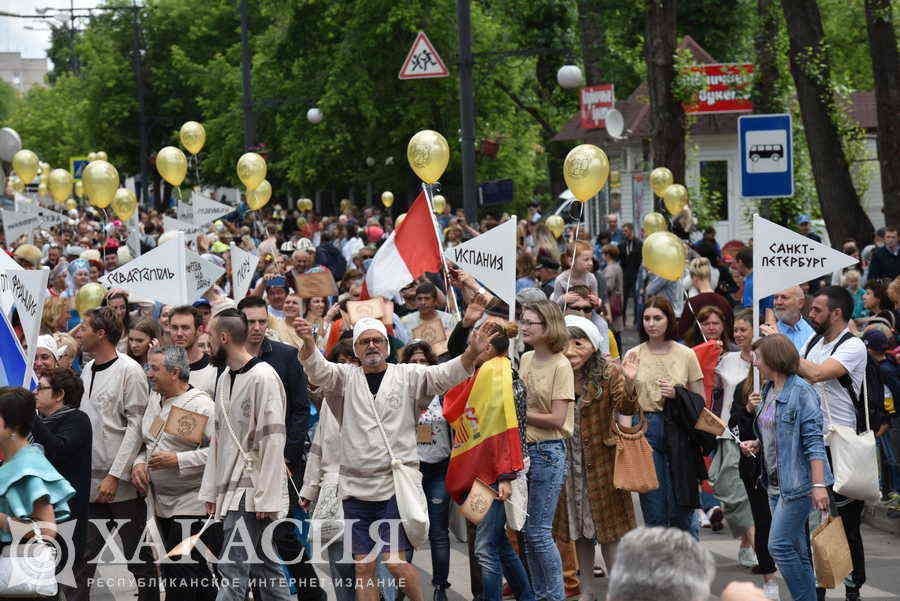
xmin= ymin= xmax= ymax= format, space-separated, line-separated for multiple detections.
xmin=503 ymin=322 xmax=519 ymax=338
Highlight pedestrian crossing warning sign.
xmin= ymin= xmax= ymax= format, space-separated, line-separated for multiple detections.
xmin=399 ymin=31 xmax=449 ymax=80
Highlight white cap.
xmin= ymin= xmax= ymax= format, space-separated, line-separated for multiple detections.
xmin=36 ymin=335 xmax=66 ymax=360
xmin=352 ymin=317 xmax=388 ymax=355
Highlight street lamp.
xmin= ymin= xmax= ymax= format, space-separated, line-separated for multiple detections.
xmin=307 ymin=107 xmax=323 ymax=124
xmin=556 ymin=64 xmax=583 ymax=89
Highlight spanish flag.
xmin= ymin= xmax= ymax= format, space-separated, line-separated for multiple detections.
xmin=443 ymin=356 xmax=524 ymax=504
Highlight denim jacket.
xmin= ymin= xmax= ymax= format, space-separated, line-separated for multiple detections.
xmin=754 ymin=374 xmax=834 ymax=500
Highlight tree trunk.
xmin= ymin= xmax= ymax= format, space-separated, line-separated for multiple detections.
xmin=578 ymin=0 xmax=607 ymax=86
xmin=645 ymin=0 xmax=685 ymax=184
xmin=780 ymin=0 xmax=874 ymax=246
xmin=751 ymin=0 xmax=784 ymax=220
xmin=864 ymin=0 xmax=900 ymax=228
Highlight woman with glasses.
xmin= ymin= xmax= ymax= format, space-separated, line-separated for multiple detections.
xmin=623 ymin=295 xmax=705 ymax=536
xmin=559 ymin=314 xmax=639 ymax=601
xmin=740 ymin=334 xmax=832 ymax=601
xmin=518 ymin=300 xmax=575 ymax=601
xmin=400 ymin=340 xmax=453 ymax=601
xmin=30 ymin=367 xmax=91 ymax=583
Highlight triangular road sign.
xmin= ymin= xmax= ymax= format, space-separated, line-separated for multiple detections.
xmin=399 ymin=31 xmax=449 ymax=80
xmin=444 ymin=217 xmax=517 ymax=308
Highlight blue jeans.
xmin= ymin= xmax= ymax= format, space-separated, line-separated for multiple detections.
xmin=879 ymin=421 xmax=900 ymax=494
xmin=475 ymin=495 xmax=534 ymax=601
xmin=638 ymin=412 xmax=700 ymax=539
xmin=420 ymin=459 xmax=451 ymax=589
xmin=525 ymin=440 xmax=567 ymax=601
xmin=768 ymin=494 xmax=816 ymax=601
xmin=326 ymin=541 xmax=356 ymax=601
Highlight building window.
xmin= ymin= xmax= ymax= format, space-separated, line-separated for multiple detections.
xmin=700 ymin=160 xmax=728 ymax=222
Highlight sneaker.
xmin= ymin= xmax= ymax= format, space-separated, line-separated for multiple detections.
xmin=699 ymin=509 xmax=711 ymax=528
xmin=738 ymin=546 xmax=759 ymax=568
xmin=845 ymin=585 xmax=861 ymax=601
xmin=763 ymin=580 xmax=780 ymax=601
xmin=709 ymin=506 xmax=725 ymax=532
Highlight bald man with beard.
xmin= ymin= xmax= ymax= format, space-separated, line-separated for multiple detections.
xmin=759 ymin=285 xmax=816 ymax=350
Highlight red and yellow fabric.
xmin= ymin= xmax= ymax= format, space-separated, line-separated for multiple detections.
xmin=443 ymin=356 xmax=523 ymax=504
xmin=692 ymin=340 xmax=722 ymax=409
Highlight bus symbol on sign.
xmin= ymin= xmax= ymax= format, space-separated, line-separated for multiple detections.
xmin=749 ymin=144 xmax=783 ymax=162
xmin=745 ymin=129 xmax=788 ymax=174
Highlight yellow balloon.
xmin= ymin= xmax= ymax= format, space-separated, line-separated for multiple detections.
xmin=246 ymin=179 xmax=272 ymax=211
xmin=642 ymin=212 xmax=668 ymax=235
xmin=296 ymin=217 xmax=307 ymax=228
xmin=395 ymin=213 xmax=407 ymax=230
xmin=38 ymin=182 xmax=49 ymax=198
xmin=407 ymin=130 xmax=450 ymax=184
xmin=299 ymin=198 xmax=313 ymax=211
xmin=66 ymin=198 xmax=77 ymax=211
xmin=87 ymin=152 xmax=98 ymax=162
xmin=650 ymin=167 xmax=674 ymax=196
xmin=563 ymin=144 xmax=610 ymax=202
xmin=642 ymin=231 xmax=686 ymax=281
xmin=48 ymin=168 xmax=73 ymax=203
xmin=10 ymin=177 xmax=24 ymax=192
xmin=156 ymin=146 xmax=188 ymax=187
xmin=96 ymin=151 xmax=108 ymax=162
xmin=12 ymin=150 xmax=39 ymax=185
xmin=111 ymin=187 xmax=137 ymax=221
xmin=381 ymin=191 xmax=394 ymax=208
xmin=75 ymin=282 xmax=108 ymax=318
xmin=237 ymin=152 xmax=267 ymax=190
xmin=433 ymin=194 xmax=447 ymax=214
xmin=546 ymin=215 xmax=565 ymax=239
xmin=82 ymin=160 xmax=119 ymax=208
xmin=180 ymin=121 xmax=206 ymax=155
xmin=662 ymin=183 xmax=689 ymax=215
xmin=74 ymin=180 xmax=84 ymax=198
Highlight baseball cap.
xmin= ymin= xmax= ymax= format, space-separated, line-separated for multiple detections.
xmin=796 ymin=214 xmax=812 ymax=225
xmin=193 ymin=298 xmax=211 ymax=308
xmin=862 ymin=329 xmax=893 ymax=352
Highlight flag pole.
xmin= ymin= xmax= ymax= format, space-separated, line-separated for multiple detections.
xmin=422 ymin=183 xmax=461 ymax=321
xmin=752 ymin=214 xmax=760 ymax=394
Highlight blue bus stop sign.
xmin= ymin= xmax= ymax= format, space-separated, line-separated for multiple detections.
xmin=739 ymin=114 xmax=793 ymax=198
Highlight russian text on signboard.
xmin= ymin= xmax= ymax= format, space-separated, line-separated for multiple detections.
xmin=579 ymin=84 xmax=615 ymax=130
xmin=682 ymin=63 xmax=754 ymax=114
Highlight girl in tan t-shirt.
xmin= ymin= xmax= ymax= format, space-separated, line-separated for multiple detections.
xmin=519 ymin=300 xmax=574 ymax=601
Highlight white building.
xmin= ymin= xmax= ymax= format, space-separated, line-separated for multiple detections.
xmin=553 ymin=37 xmax=884 ymax=246
xmin=0 ymin=52 xmax=47 ymax=92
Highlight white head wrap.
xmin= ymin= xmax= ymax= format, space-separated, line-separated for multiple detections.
xmin=36 ymin=335 xmax=65 ymax=360
xmin=564 ymin=315 xmax=603 ymax=352
xmin=352 ymin=317 xmax=388 ymax=353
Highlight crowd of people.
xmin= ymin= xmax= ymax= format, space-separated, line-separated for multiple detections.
xmin=0 ymin=198 xmax=898 ymax=601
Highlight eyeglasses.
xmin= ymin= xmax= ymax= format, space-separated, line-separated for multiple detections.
xmin=519 ymin=319 xmax=544 ymax=328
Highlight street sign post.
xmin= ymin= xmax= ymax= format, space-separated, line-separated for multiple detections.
xmin=738 ymin=113 xmax=793 ymax=198
xmin=69 ymin=156 xmax=90 ymax=181
xmin=399 ymin=32 xmax=449 ymax=80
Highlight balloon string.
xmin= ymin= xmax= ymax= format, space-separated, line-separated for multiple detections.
xmin=192 ymin=155 xmax=202 ymax=189
xmin=562 ymin=201 xmax=585 ymax=313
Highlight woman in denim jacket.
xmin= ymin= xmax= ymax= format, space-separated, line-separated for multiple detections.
xmin=740 ymin=334 xmax=834 ymax=601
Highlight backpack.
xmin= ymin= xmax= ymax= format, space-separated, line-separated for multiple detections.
xmin=803 ymin=332 xmax=887 ymax=434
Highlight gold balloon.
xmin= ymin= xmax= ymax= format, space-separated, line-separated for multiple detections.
xmin=650 ymin=167 xmax=674 ymax=196
xmin=156 ymin=146 xmax=188 ymax=187
xmin=82 ymin=160 xmax=119 ymax=208
xmin=546 ymin=215 xmax=565 ymax=239
xmin=237 ymin=152 xmax=267 ymax=190
xmin=10 ymin=177 xmax=24 ymax=192
xmin=296 ymin=217 xmax=307 ymax=228
xmin=12 ymin=149 xmax=39 ymax=184
xmin=48 ymin=168 xmax=73 ymax=203
xmin=395 ymin=213 xmax=407 ymax=229
xmin=642 ymin=212 xmax=668 ymax=235
xmin=74 ymin=180 xmax=84 ymax=198
xmin=642 ymin=231 xmax=686 ymax=281
xmin=96 ymin=151 xmax=107 ymax=162
xmin=38 ymin=182 xmax=49 ymax=198
xmin=87 ymin=152 xmax=97 ymax=162
xmin=662 ymin=183 xmax=689 ymax=215
xmin=381 ymin=191 xmax=394 ymax=208
xmin=407 ymin=130 xmax=450 ymax=184
xmin=111 ymin=187 xmax=137 ymax=221
xmin=180 ymin=121 xmax=206 ymax=155
xmin=66 ymin=198 xmax=77 ymax=211
xmin=432 ymin=194 xmax=447 ymax=214
xmin=39 ymin=161 xmax=50 ymax=174
xmin=75 ymin=282 xmax=108 ymax=318
xmin=563 ymin=144 xmax=610 ymax=202
xmin=299 ymin=198 xmax=313 ymax=211
xmin=246 ymin=179 xmax=272 ymax=211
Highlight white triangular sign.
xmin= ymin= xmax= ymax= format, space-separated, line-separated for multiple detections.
xmin=13 ymin=193 xmax=36 ymax=213
xmin=230 ymin=243 xmax=259 ymax=303
xmin=99 ymin=235 xmax=189 ymax=306
xmin=444 ymin=217 xmax=517 ymax=307
xmin=5 ymin=269 xmax=49 ymax=387
xmin=398 ymin=31 xmax=449 ymax=79
xmin=1 ymin=208 xmax=43 ymax=246
xmin=37 ymin=207 xmax=66 ymax=228
xmin=163 ymin=216 xmax=206 ymax=248
xmin=0 ymin=251 xmax=22 ymax=318
xmin=753 ymin=214 xmax=859 ymax=300
xmin=184 ymin=249 xmax=226 ymax=303
xmin=193 ymin=192 xmax=234 ymax=227
xmin=126 ymin=212 xmax=141 ymax=260
xmin=177 ymin=199 xmax=193 ymax=223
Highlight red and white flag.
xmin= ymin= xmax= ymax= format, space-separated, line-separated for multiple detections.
xmin=362 ymin=191 xmax=442 ymax=300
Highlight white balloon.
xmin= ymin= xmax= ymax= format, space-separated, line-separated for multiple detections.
xmin=557 ymin=65 xmax=583 ymax=89
xmin=307 ymin=108 xmax=323 ymax=124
